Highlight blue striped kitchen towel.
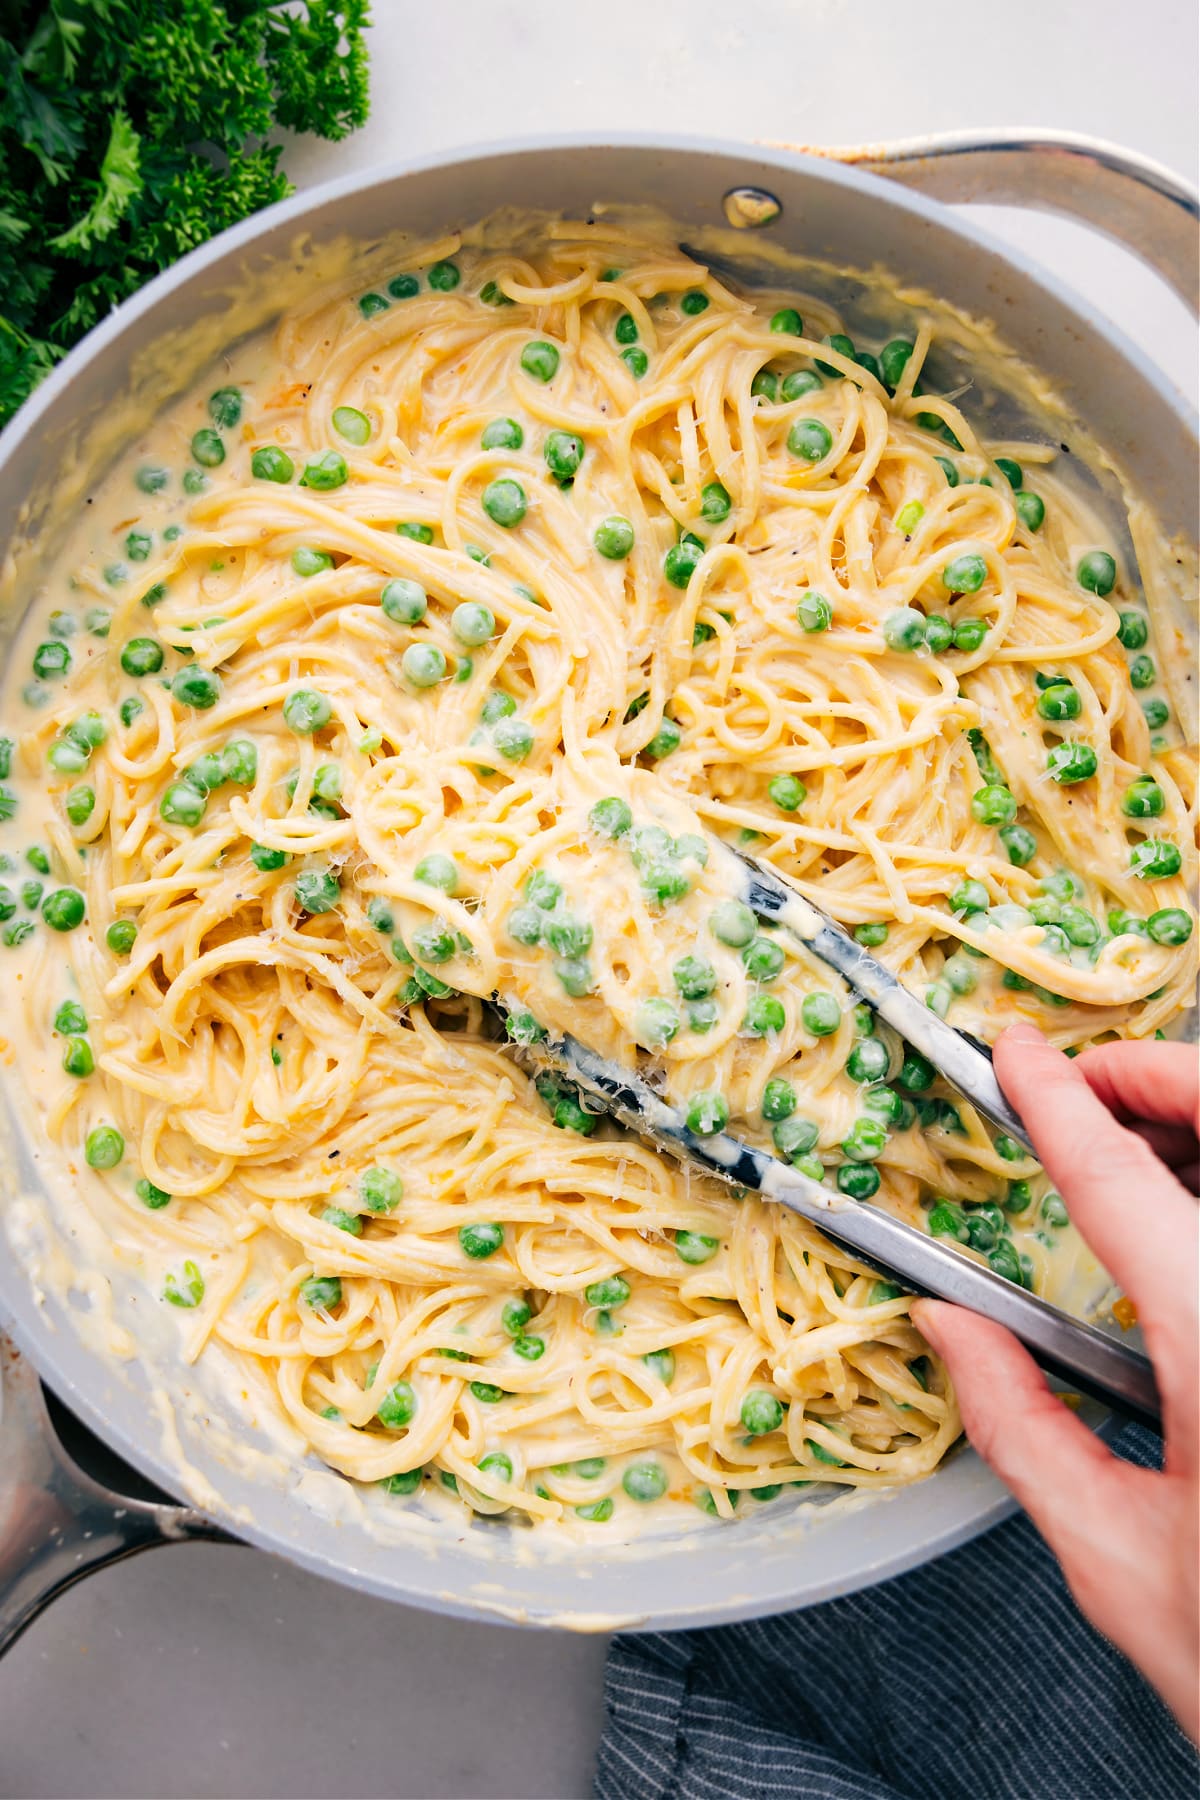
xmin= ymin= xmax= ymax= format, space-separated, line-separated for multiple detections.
xmin=595 ymin=1426 xmax=1197 ymax=1799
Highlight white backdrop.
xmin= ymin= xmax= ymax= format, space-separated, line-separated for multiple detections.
xmin=1 ymin=3 xmax=1195 ymax=1795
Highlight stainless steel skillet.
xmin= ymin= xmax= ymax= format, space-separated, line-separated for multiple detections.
xmin=0 ymin=130 xmax=1196 ymax=1649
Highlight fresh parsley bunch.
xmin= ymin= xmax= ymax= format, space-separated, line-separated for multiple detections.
xmin=0 ymin=0 xmax=371 ymax=426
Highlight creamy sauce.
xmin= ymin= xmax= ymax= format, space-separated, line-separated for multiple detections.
xmin=0 ymin=213 xmax=1191 ymax=1550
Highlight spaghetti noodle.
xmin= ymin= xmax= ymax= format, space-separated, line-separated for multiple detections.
xmin=0 ymin=216 xmax=1194 ymax=1529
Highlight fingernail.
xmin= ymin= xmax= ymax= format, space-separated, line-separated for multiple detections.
xmin=1001 ymin=1023 xmax=1044 ymax=1048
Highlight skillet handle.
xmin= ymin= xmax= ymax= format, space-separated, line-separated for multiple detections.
xmin=0 ymin=1334 xmax=228 ymax=1659
xmin=809 ymin=131 xmax=1199 ymax=312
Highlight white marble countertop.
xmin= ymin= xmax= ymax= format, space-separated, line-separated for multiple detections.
xmin=1 ymin=2 xmax=1195 ymax=1794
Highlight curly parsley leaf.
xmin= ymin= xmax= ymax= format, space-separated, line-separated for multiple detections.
xmin=0 ymin=0 xmax=372 ymax=428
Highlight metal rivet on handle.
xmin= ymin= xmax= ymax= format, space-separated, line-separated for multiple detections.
xmin=722 ymin=187 xmax=782 ymax=229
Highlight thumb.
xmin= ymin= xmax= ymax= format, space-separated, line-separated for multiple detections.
xmin=911 ymin=1298 xmax=1130 ymax=1561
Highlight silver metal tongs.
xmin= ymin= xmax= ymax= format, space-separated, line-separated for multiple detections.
xmin=509 ymin=847 xmax=1161 ymax=1433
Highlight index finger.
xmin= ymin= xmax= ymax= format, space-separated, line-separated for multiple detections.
xmin=1074 ymin=1040 xmax=1199 ymax=1134
xmin=994 ymin=1025 xmax=1197 ymax=1338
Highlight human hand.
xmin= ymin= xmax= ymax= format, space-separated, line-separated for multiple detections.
xmin=912 ymin=1024 xmax=1199 ymax=1741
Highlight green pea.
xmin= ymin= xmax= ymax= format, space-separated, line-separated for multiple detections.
xmin=897 ymin=1051 xmax=934 ymax=1093
xmin=801 ymin=992 xmax=839 ymax=1036
xmin=281 ymin=689 xmax=331 ymax=735
xmin=669 ymin=955 xmax=714 ymax=1002
xmin=664 ymin=539 xmax=703 ymax=590
xmin=299 ymin=450 xmax=349 ymax=492
xmin=383 ymin=271 xmax=419 ymax=300
xmin=507 ymin=905 xmax=543 ymax=946
xmin=164 ymin=1260 xmax=205 ymax=1308
xmin=396 ymin=523 xmax=435 ymax=547
xmin=354 ymin=1167 xmax=400 ymax=1216
xmin=136 ymin=1178 xmax=171 ymax=1209
xmin=359 ymin=291 xmax=390 ymax=318
xmin=568 ymin=1496 xmax=610 ymax=1522
xmin=23 ymin=681 xmax=50 ymax=708
xmin=1077 ymin=551 xmax=1117 ymax=596
xmin=119 ymin=696 xmax=144 ymax=727
xmin=764 ymin=306 xmax=801 ymax=336
xmin=674 ymin=1229 xmax=719 ymax=1265
xmin=101 ymin=918 xmax=137 ymax=958
xmin=536 ymin=431 xmax=585 ymax=490
xmin=883 ymin=608 xmax=926 ymax=652
xmin=26 ymin=847 xmax=50 ymax=874
xmin=251 ymin=444 xmax=295 ymax=484
xmin=752 ymin=370 xmax=780 ymax=403
xmin=743 ymin=936 xmax=785 ymax=982
xmin=528 ymin=872 xmax=567 ymax=918
xmin=1148 ymin=908 xmax=1193 ymax=945
xmin=424 ymin=260 xmax=460 ymax=292
xmin=1014 ymin=491 xmax=1045 ymax=531
xmin=710 ymin=899 xmax=756 ymax=947
xmin=925 ymin=618 xmax=958 ymax=661
xmin=766 ymin=772 xmax=807 ymax=815
xmin=614 ymin=312 xmax=639 ymax=346
xmin=588 ymin=796 xmax=633 ymax=841
xmin=409 ymin=856 xmax=456 ymax=901
xmin=332 ymin=406 xmax=371 ymax=446
xmin=1129 ymin=839 xmax=1181 ymax=880
xmin=317 ymin=1202 xmax=361 ymax=1237
xmin=445 ymin=603 xmax=492 ymax=651
xmin=594 ymin=515 xmax=635 ymax=560
xmin=541 ymin=914 xmax=590 ymax=961
xmin=994 ymin=823 xmax=1035 ymax=869
xmin=880 ymin=339 xmax=913 ymax=388
xmin=742 ymin=993 xmax=785 ymax=1035
xmin=456 ymin=1219 xmax=502 ymax=1261
xmin=481 ymin=478 xmax=527 ymax=529
xmin=863 ymin=1087 xmax=909 ymax=1128
xmin=401 ymin=642 xmax=447 ymax=689
xmin=136 ymin=464 xmax=169 ymax=493
xmin=53 ymin=999 xmax=87 ymax=1036
xmin=32 ymin=640 xmax=70 ymax=679
xmin=294 ymin=868 xmax=340 ymax=914
xmin=1046 ymin=742 xmax=1097 ymax=785
xmin=700 ymin=481 xmax=732 ymax=524
xmin=776 ymin=370 xmax=818 ymax=405
xmin=633 ymin=998 xmax=678 ymax=1049
xmin=60 ymin=782 xmax=94 ymax=831
xmin=842 ymin=1117 xmax=888 ymax=1162
xmin=1127 ymin=654 xmax=1156 ymax=691
xmin=633 ymin=1349 xmax=673 ymax=1393
xmin=772 ymin=1115 xmax=819 ymax=1161
xmin=245 ymin=843 xmax=286 ymax=875
xmin=635 ymin=717 xmax=678 ymax=764
xmin=682 ymin=1090 xmax=728 ymax=1137
xmin=853 ymin=923 xmax=889 ymax=949
xmin=302 ymin=1274 xmax=345 ymax=1317
xmin=41 ymin=887 xmax=85 ymax=931
xmin=815 ymin=333 xmax=855 ymax=376
xmin=2 ymin=919 xmax=34 ymax=946
xmin=942 ymin=553 xmax=988 ymax=594
xmin=581 ymin=1275 xmax=631 ymax=1315
xmin=740 ymin=1390 xmax=784 ymax=1436
xmin=949 ymin=878 xmax=989 ymax=917
xmin=61 ymin=1036 xmax=93 ymax=1077
xmin=1112 ymin=613 xmax=1149 ymax=657
xmin=85 ymin=1123 xmax=124 ymax=1169
xmin=837 ymin=1162 xmax=880 ymax=1199
xmin=846 ymin=1037 xmax=889 ymax=1083
xmin=1037 ymin=683 xmax=1081 ymax=722
xmin=796 ymin=591 xmax=832 ymax=633
xmin=680 ymin=289 xmax=709 ymax=316
xmin=119 ymin=636 xmax=164 ymax=679
xmin=971 ymin=784 xmax=1018 ymax=824
xmin=159 ymin=782 xmax=205 ymax=827
xmin=292 ymin=547 xmax=334 ymax=577
xmin=520 ymin=340 xmax=560 ymax=382
xmin=787 ymin=419 xmax=833 ymax=463
xmin=171 ymin=666 xmax=221 ymax=711
xmin=376 ymin=1380 xmax=417 ymax=1429
xmin=191 ymin=428 xmax=224 ymax=467
xmin=622 ymin=1462 xmax=668 ymax=1502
